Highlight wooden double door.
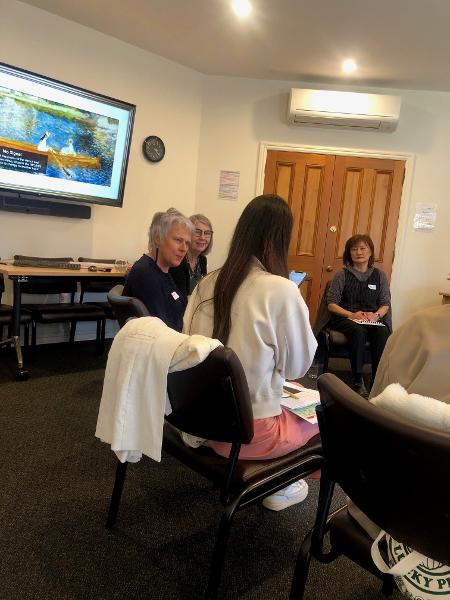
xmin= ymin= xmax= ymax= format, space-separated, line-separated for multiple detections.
xmin=263 ymin=150 xmax=405 ymax=323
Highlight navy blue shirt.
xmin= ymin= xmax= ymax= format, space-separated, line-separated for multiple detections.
xmin=123 ymin=254 xmax=186 ymax=331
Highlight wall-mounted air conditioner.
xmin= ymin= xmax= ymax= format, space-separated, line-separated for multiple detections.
xmin=287 ymin=89 xmax=401 ymax=132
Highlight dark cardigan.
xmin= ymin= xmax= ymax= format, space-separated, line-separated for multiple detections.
xmin=170 ymin=254 xmax=207 ymax=300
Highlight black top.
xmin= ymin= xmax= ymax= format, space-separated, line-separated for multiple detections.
xmin=123 ymin=254 xmax=186 ymax=331
xmin=170 ymin=254 xmax=207 ymax=300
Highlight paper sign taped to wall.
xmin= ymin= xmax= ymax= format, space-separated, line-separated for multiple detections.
xmin=218 ymin=170 xmax=240 ymax=200
xmin=413 ymin=202 xmax=437 ymax=231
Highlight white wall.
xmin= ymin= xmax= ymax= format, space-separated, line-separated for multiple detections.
xmin=2 ymin=0 xmax=449 ymax=332
xmin=195 ymin=77 xmax=450 ymax=325
xmin=0 ymin=0 xmax=204 ymax=267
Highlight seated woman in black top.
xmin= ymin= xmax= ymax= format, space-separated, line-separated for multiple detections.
xmin=123 ymin=208 xmax=194 ymax=331
xmin=170 ymin=214 xmax=213 ymax=299
xmin=327 ymin=234 xmax=391 ymax=396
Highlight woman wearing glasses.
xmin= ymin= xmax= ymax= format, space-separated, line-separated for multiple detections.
xmin=170 ymin=214 xmax=213 ymax=299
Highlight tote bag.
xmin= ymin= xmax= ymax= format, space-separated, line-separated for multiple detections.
xmin=371 ymin=530 xmax=450 ymax=599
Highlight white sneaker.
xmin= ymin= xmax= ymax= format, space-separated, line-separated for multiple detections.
xmin=262 ymin=479 xmax=309 ymax=511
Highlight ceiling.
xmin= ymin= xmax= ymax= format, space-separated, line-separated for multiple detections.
xmin=20 ymin=0 xmax=450 ymax=91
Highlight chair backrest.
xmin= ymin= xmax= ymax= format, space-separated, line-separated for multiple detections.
xmin=167 ymin=346 xmax=254 ymax=445
xmin=107 ymin=284 xmax=150 ymax=328
xmin=317 ymin=372 xmax=450 ymax=564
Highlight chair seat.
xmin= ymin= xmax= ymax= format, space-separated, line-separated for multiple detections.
xmin=325 ymin=328 xmax=370 ymax=349
xmin=0 ymin=304 xmax=32 ymax=324
xmin=21 ymin=303 xmax=106 ymax=323
xmin=163 ymin=422 xmax=321 ymax=500
xmin=329 ymin=506 xmax=388 ymax=579
xmin=82 ymin=301 xmax=115 ymax=320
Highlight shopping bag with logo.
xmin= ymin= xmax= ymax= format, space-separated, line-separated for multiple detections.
xmin=371 ymin=529 xmax=450 ymax=599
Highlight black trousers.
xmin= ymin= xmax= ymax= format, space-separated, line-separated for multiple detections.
xmin=328 ymin=317 xmax=391 ymax=380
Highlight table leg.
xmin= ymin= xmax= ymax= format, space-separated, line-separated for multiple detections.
xmin=11 ymin=276 xmax=29 ymax=380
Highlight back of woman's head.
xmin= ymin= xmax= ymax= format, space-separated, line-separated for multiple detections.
xmin=213 ymin=194 xmax=293 ymax=342
xmin=226 ymin=194 xmax=292 ymax=276
xmin=148 ymin=207 xmax=193 ymax=250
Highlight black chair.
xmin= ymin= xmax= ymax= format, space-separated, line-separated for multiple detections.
xmin=289 ymin=372 xmax=450 ymax=600
xmin=313 ymin=281 xmax=372 ymax=374
xmin=106 ymin=284 xmax=149 ymax=328
xmin=17 ymin=256 xmax=106 ymax=352
xmin=0 ymin=274 xmax=31 ymax=345
xmin=77 ymin=257 xmax=118 ymax=320
xmin=105 ymin=338 xmax=322 ymax=599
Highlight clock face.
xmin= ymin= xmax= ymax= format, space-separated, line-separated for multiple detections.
xmin=143 ymin=136 xmax=165 ymax=162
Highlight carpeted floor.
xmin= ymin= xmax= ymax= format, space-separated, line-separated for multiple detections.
xmin=0 ymin=343 xmax=402 ymax=599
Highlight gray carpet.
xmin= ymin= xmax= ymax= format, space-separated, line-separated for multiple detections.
xmin=0 ymin=343 xmax=402 ymax=599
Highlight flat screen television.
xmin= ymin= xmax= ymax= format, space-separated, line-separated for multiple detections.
xmin=0 ymin=62 xmax=135 ymax=214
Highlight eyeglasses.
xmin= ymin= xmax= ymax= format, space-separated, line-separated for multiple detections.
xmin=194 ymin=229 xmax=213 ymax=237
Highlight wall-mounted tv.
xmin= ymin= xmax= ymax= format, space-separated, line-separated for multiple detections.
xmin=0 ymin=62 xmax=135 ymax=213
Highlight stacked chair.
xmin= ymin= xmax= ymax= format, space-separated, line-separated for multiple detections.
xmin=17 ymin=256 xmax=106 ymax=352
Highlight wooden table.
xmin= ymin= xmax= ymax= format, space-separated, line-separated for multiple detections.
xmin=0 ymin=263 xmax=125 ymax=379
xmin=439 ymin=291 xmax=450 ymax=305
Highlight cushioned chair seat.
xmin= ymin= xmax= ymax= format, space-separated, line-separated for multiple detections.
xmin=328 ymin=506 xmax=386 ymax=578
xmin=164 ymin=422 xmax=321 ymax=493
xmin=23 ymin=303 xmax=105 ymax=322
xmin=163 ymin=421 xmax=322 ymax=495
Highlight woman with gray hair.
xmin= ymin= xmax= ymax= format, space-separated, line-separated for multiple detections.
xmin=124 ymin=208 xmax=194 ymax=331
xmin=170 ymin=214 xmax=213 ymax=299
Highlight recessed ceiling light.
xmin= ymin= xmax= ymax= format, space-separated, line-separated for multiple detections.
xmin=342 ymin=59 xmax=357 ymax=74
xmin=231 ymin=0 xmax=252 ymax=18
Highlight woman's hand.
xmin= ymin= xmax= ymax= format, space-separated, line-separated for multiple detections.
xmin=364 ymin=311 xmax=379 ymax=322
xmin=348 ymin=311 xmax=366 ymax=321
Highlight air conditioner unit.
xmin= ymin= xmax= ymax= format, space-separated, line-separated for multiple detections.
xmin=287 ymin=89 xmax=401 ymax=132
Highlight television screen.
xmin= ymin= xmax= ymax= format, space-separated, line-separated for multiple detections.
xmin=0 ymin=62 xmax=135 ymax=208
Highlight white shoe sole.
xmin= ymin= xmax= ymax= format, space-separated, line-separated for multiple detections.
xmin=262 ymin=481 xmax=309 ymax=512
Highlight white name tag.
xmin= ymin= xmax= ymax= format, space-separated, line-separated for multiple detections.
xmin=171 ymin=291 xmax=180 ymax=300
xmin=368 ymin=284 xmax=377 ymax=290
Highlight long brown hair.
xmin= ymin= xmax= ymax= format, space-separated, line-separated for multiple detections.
xmin=212 ymin=194 xmax=293 ymax=343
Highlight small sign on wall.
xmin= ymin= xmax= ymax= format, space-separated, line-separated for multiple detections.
xmin=218 ymin=170 xmax=240 ymax=200
xmin=413 ymin=202 xmax=437 ymax=231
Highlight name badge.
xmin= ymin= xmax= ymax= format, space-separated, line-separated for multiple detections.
xmin=171 ymin=291 xmax=180 ymax=300
xmin=368 ymin=284 xmax=377 ymax=290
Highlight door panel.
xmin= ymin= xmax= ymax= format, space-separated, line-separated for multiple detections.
xmin=264 ymin=150 xmax=405 ymax=324
xmin=264 ymin=150 xmax=335 ymax=320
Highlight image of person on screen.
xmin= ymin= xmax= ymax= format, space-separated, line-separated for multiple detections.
xmin=123 ymin=208 xmax=194 ymax=332
xmin=60 ymin=138 xmax=76 ymax=155
xmin=37 ymin=131 xmax=51 ymax=151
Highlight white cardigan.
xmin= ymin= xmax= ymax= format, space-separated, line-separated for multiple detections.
xmin=95 ymin=316 xmax=221 ymax=462
xmin=183 ymin=259 xmax=317 ymax=419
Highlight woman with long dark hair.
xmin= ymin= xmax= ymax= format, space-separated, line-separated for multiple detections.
xmin=183 ymin=194 xmax=318 ymax=511
xmin=327 ymin=234 xmax=391 ymax=397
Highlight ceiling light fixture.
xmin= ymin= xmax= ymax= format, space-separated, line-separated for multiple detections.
xmin=342 ymin=59 xmax=357 ymax=74
xmin=231 ymin=0 xmax=252 ymax=18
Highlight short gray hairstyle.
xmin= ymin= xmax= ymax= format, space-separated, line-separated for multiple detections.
xmin=190 ymin=213 xmax=214 ymax=255
xmin=148 ymin=207 xmax=194 ymax=251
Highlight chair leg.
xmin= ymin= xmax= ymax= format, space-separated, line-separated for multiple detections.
xmin=96 ymin=318 xmax=106 ymax=355
xmin=31 ymin=322 xmax=37 ymax=346
xmin=289 ymin=530 xmax=313 ymax=600
xmin=106 ymin=460 xmax=128 ymax=529
xmin=381 ymin=576 xmax=396 ymax=596
xmin=205 ymin=499 xmax=240 ymax=600
xmin=69 ymin=321 xmax=76 ymax=344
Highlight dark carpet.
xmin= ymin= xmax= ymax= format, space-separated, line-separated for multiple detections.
xmin=0 ymin=344 xmax=402 ymax=599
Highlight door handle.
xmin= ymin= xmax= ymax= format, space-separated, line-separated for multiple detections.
xmin=326 ymin=266 xmax=334 ymax=272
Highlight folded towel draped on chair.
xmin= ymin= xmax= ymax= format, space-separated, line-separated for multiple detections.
xmin=95 ymin=316 xmax=222 ymax=462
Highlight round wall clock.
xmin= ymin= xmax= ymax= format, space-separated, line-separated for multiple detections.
xmin=142 ymin=135 xmax=165 ymax=163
